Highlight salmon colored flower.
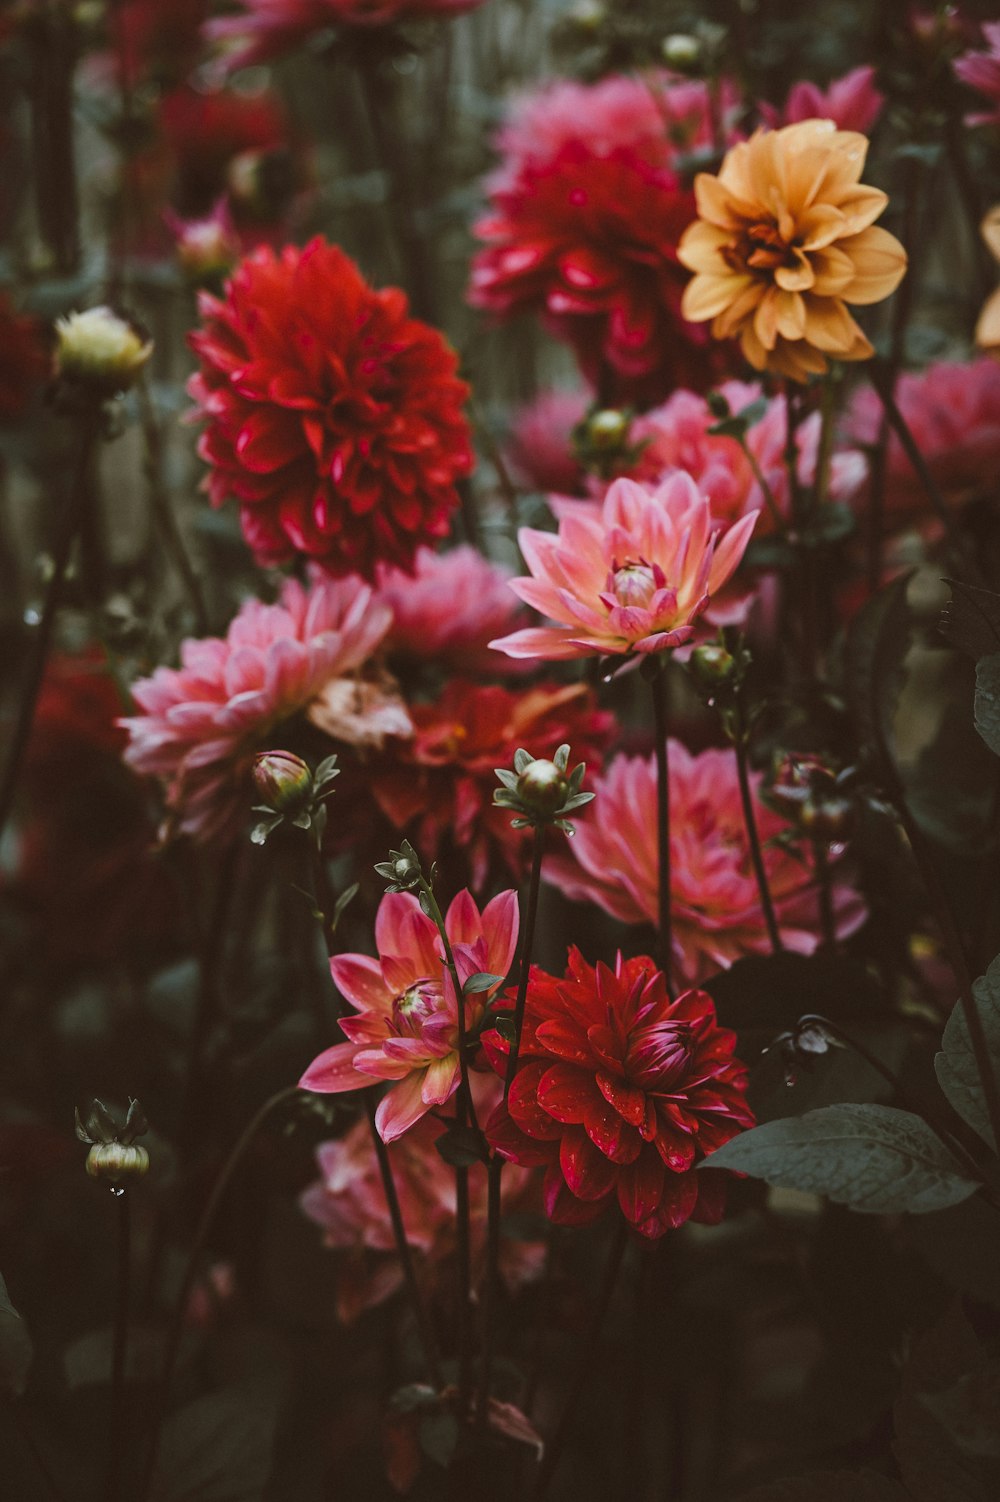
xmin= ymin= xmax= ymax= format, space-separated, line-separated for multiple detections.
xmin=375 ymin=546 xmax=528 ymax=678
xmin=299 ymin=888 xmax=519 ymax=1142
xmin=954 ymin=22 xmax=1000 ymax=127
xmin=188 ymin=238 xmax=472 ymax=580
xmin=976 ymin=207 xmax=1000 ymax=350
xmin=678 ymin=120 xmax=907 ymax=382
xmin=545 ymin=741 xmax=866 ymax=983
xmin=490 ymin=474 xmax=758 ymax=661
xmin=485 ymin=951 xmax=755 ymax=1238
xmin=762 ymin=66 xmax=884 ymax=134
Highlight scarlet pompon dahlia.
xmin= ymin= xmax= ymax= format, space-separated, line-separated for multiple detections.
xmin=490 ymin=473 xmax=757 ymax=662
xmin=188 ymin=238 xmax=473 ymax=580
xmin=121 ymin=575 xmax=393 ymax=843
xmin=486 ymin=951 xmax=755 ymax=1239
xmin=678 ymin=120 xmax=907 ymax=382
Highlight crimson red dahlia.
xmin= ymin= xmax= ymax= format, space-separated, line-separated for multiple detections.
xmin=486 ymin=951 xmax=754 ymax=1239
xmin=188 ymin=238 xmax=472 ymax=579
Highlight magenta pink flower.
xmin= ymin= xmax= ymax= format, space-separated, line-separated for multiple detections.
xmin=207 ymin=0 xmax=485 ymax=68
xmin=545 ymin=742 xmax=866 ymax=983
xmin=844 ymin=356 xmax=1000 ymax=527
xmin=955 ymin=22 xmax=1000 ymax=126
xmin=761 ymin=65 xmax=884 ymax=133
xmin=121 ymin=575 xmax=392 ymax=843
xmin=375 ymin=545 xmax=528 ymax=677
xmin=506 ymin=389 xmax=590 ymax=496
xmin=490 ymin=474 xmax=758 ymax=661
xmin=299 ymin=888 xmax=519 ymax=1142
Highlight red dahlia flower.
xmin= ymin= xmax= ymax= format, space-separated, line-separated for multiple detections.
xmin=188 ymin=238 xmax=472 ymax=580
xmin=486 ymin=951 xmax=754 ymax=1239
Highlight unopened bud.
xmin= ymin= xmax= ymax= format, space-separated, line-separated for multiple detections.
xmin=172 ymin=213 xmax=239 ymax=287
xmin=689 ymin=643 xmax=736 ymax=687
xmin=586 ymin=408 xmax=630 ymax=452
xmin=662 ymin=33 xmax=702 ymax=71
xmin=515 ymin=759 xmax=569 ymax=816
xmin=54 ymin=306 xmax=151 ymax=393
xmin=252 ymin=750 xmax=313 ymax=814
xmin=85 ymin=1141 xmax=149 ymax=1183
xmin=800 ymin=795 xmax=855 ymax=843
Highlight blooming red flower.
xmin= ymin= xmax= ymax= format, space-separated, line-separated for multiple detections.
xmin=485 ymin=951 xmax=755 ymax=1239
xmin=189 ymin=238 xmax=473 ymax=579
xmin=206 ymin=0 xmax=487 ymax=68
xmin=368 ymin=679 xmax=613 ymax=888
xmin=0 ymin=293 xmax=47 ymax=422
xmin=469 ymin=74 xmax=739 ymax=404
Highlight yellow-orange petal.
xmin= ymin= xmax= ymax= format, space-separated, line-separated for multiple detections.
xmin=775 ymin=249 xmax=815 ymax=292
xmin=833 ymin=185 xmax=889 ymax=238
xmin=693 ymin=173 xmax=752 ymax=231
xmin=774 ymin=337 xmax=830 ymax=381
xmin=676 ymin=221 xmax=732 ymax=274
xmin=712 ymin=279 xmax=765 ymax=339
xmin=681 ymin=273 xmax=748 ymax=322
xmin=775 ymin=289 xmax=807 ymax=340
xmin=801 ymin=295 xmax=866 ymax=354
xmin=981 ymin=205 xmax=1000 ymax=266
xmin=740 ymin=322 xmax=769 ymax=372
xmin=976 ymin=286 xmax=1000 ymax=349
xmin=797 ymin=203 xmax=848 ymax=253
xmin=809 ymin=244 xmax=856 ymax=296
xmin=753 ymin=287 xmax=781 ymax=351
xmin=840 ymin=226 xmax=907 ymax=305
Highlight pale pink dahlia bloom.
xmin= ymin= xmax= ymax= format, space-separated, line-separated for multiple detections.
xmin=955 ymin=22 xmax=1000 ymax=127
xmin=375 ymin=545 xmax=528 ymax=676
xmin=545 ymin=741 xmax=866 ymax=983
xmin=122 ymin=576 xmax=391 ymax=843
xmin=506 ymin=389 xmax=589 ymax=496
xmin=299 ymin=888 xmax=519 ymax=1142
xmin=761 ymin=66 xmax=884 ymax=133
xmin=490 ymin=474 xmax=758 ymax=661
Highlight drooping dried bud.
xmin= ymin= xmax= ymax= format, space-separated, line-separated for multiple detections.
xmin=76 ymin=1096 xmax=149 ymax=1184
xmin=766 ymin=753 xmax=856 ymax=845
xmin=252 ymin=749 xmax=314 ymax=814
xmin=515 ymin=759 xmax=569 ymax=817
xmin=54 ymin=306 xmax=152 ymax=394
xmin=85 ymin=1141 xmax=150 ymax=1183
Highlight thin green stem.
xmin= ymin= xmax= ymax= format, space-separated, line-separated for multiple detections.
xmin=733 ymin=721 xmax=782 ymax=954
xmin=137 ymin=375 xmax=209 ymax=633
xmin=106 ymin=1188 xmax=131 ymax=1502
xmin=650 ymin=670 xmax=673 ymax=987
xmin=503 ymin=833 xmax=544 ymax=1099
xmin=737 ymin=437 xmax=788 ymax=538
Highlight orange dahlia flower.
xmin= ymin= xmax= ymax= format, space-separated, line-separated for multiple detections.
xmin=678 ymin=120 xmax=907 ymax=382
xmin=976 ymin=206 xmax=1000 ymax=351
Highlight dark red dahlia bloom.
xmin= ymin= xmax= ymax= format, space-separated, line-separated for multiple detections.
xmin=188 ymin=238 xmax=473 ymax=579
xmin=485 ymin=951 xmax=754 ymax=1239
xmin=469 ymin=143 xmax=727 ymax=406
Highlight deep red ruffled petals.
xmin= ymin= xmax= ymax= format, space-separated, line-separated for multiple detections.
xmin=536 ymin=1064 xmax=602 ymax=1124
xmin=559 ymin=1126 xmax=619 ymax=1201
xmin=596 ymin=1070 xmax=647 ymax=1127
xmin=508 ymin=1062 xmax=564 ymax=1141
xmin=543 ymin=1163 xmax=609 ymax=1227
xmin=617 ymin=1149 xmax=665 ymax=1230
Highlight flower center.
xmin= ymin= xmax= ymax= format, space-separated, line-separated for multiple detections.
xmin=610 ymin=558 xmax=662 ymax=610
xmin=626 ymin=1020 xmax=694 ymax=1089
xmin=392 ymin=978 xmax=445 ymax=1037
xmin=726 ymin=220 xmax=800 ymax=277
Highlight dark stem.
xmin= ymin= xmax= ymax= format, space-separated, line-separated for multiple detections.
xmin=136 ymin=376 xmax=209 ymax=633
xmin=29 ymin=4 xmax=79 ymax=272
xmin=106 ymin=1188 xmax=131 ymax=1502
xmin=5 ymin=1403 xmax=70 ymax=1502
xmin=813 ymin=840 xmax=836 ymax=950
xmin=177 ymin=845 xmax=239 ymax=1157
xmin=733 ymin=717 xmax=782 ymax=953
xmin=530 ymin=1220 xmax=629 ymax=1501
xmin=139 ymin=1087 xmax=300 ymax=1502
xmin=650 ymin=670 xmax=673 ymax=987
xmin=0 ymin=411 xmax=99 ymax=845
xmin=503 ymin=832 xmax=544 ymax=1099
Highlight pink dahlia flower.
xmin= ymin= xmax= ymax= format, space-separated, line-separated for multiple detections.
xmin=490 ymin=474 xmax=758 ymax=661
xmin=188 ymin=238 xmax=472 ymax=581
xmin=955 ymin=22 xmax=1000 ymax=127
xmin=300 ymin=1103 xmax=543 ymax=1322
xmin=121 ymin=575 xmax=392 ymax=843
xmin=545 ymin=741 xmax=866 ymax=983
xmin=506 ymin=389 xmax=590 ymax=496
xmin=844 ymin=357 xmax=1000 ymax=526
xmin=628 ymin=381 xmax=866 ymax=535
xmin=761 ymin=66 xmax=884 ymax=133
xmin=375 ymin=545 xmax=528 ymax=677
xmin=206 ymin=0 xmax=486 ymax=68
xmin=299 ymin=888 xmax=519 ymax=1142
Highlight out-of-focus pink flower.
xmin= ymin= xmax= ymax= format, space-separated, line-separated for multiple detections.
xmin=164 ymin=201 xmax=241 ymax=284
xmin=628 ymin=381 xmax=866 ymax=535
xmin=121 ymin=576 xmax=392 ymax=843
xmin=469 ymin=73 xmax=741 ymax=405
xmin=300 ymin=1103 xmax=543 ymax=1323
xmin=844 ymin=357 xmax=1000 ymax=526
xmin=375 ymin=546 xmax=528 ymax=677
xmin=545 ymin=741 xmax=866 ymax=983
xmin=206 ymin=0 xmax=486 ymax=68
xmin=506 ymin=389 xmax=590 ymax=496
xmin=299 ymin=888 xmax=519 ymax=1142
xmin=955 ymin=22 xmax=1000 ymax=126
xmin=490 ymin=474 xmax=757 ymax=661
xmin=761 ymin=66 xmax=884 ymax=133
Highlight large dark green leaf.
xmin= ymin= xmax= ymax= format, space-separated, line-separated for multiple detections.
xmin=0 ymin=1273 xmax=32 ymax=1397
xmin=939 ymin=580 xmax=1000 ymax=660
xmin=845 ymin=572 xmax=914 ymax=773
xmin=935 ymin=954 xmax=1000 ymax=1152
xmin=152 ymin=1382 xmax=281 ymax=1502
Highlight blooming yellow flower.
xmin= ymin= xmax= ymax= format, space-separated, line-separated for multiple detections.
xmin=678 ymin=119 xmax=907 ymax=382
xmin=976 ymin=206 xmax=1000 ymax=351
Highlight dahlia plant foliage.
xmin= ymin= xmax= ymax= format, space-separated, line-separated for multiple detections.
xmin=3 ymin=3 xmax=1000 ymax=1501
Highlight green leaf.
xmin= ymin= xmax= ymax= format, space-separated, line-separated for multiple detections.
xmin=152 ymin=1381 xmax=281 ymax=1502
xmin=434 ymin=1124 xmax=488 ymax=1167
xmin=0 ymin=1273 xmax=32 ymax=1397
xmin=463 ymin=972 xmax=505 ymax=994
xmin=331 ymin=881 xmax=359 ymax=930
xmin=939 ymin=578 xmax=1000 ymax=660
xmin=974 ymin=653 xmax=1000 ymax=757
xmin=513 ymin=748 xmax=532 ymax=774
xmin=492 ymin=1015 xmax=517 ymax=1045
xmin=494 ymin=768 xmax=519 ymax=790
xmin=845 ymin=571 xmax=914 ymax=776
xmin=419 ymin=1411 xmax=459 ymax=1469
xmin=935 ymin=954 xmax=1000 ymax=1151
xmin=703 ymin=1104 xmax=979 ymax=1214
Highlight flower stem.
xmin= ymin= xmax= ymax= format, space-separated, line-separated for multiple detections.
xmin=812 ymin=838 xmax=837 ymax=950
xmin=0 ymin=410 xmax=100 ymax=846
xmin=530 ymin=1220 xmax=628 ymax=1501
xmin=504 ymin=831 xmax=545 ymax=1099
xmin=649 ymin=668 xmax=673 ymax=988
xmin=137 ymin=375 xmax=209 ymax=633
xmin=107 ymin=1187 xmax=131 ymax=1502
xmin=733 ymin=714 xmax=782 ymax=953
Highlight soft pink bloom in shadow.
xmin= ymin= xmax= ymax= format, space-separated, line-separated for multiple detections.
xmin=374 ymin=545 xmax=529 ymax=677
xmin=544 ymin=741 xmax=866 ymax=984
xmin=490 ymin=474 xmax=758 ymax=661
xmin=206 ymin=0 xmax=486 ymax=68
xmin=761 ymin=65 xmax=884 ymax=132
xmin=506 ymin=389 xmax=590 ymax=496
xmin=955 ymin=22 xmax=1000 ymax=126
xmin=300 ymin=888 xmax=519 ymax=1142
xmin=121 ymin=575 xmax=391 ymax=844
xmin=300 ymin=1089 xmax=543 ymax=1323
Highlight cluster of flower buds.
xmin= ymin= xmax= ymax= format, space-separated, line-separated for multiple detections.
xmin=75 ymin=1097 xmax=149 ymax=1187
xmin=53 ymin=306 xmax=152 ymax=408
xmin=765 ymin=752 xmax=857 ymax=845
xmin=764 ymin=1016 xmax=843 ymax=1089
xmin=375 ymin=838 xmax=427 ymax=895
xmin=494 ymin=743 xmax=594 ymax=834
xmin=571 ymin=405 xmax=640 ymax=478
xmin=251 ymin=750 xmax=339 ymax=847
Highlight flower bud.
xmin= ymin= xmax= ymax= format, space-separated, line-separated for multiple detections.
xmin=586 ymin=408 xmax=630 ymax=452
xmin=689 ymin=643 xmax=736 ymax=687
xmin=54 ymin=306 xmax=152 ymax=394
xmin=662 ymin=33 xmax=702 ymax=71
xmin=252 ymin=749 xmax=313 ymax=814
xmin=85 ymin=1141 xmax=150 ymax=1183
xmin=800 ymin=795 xmax=855 ymax=844
xmin=515 ymin=759 xmax=569 ymax=816
xmin=171 ymin=212 xmax=239 ymax=287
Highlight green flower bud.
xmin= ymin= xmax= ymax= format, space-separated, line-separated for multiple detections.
xmin=515 ymin=759 xmax=569 ymax=816
xmin=252 ymin=749 xmax=314 ymax=814
xmin=689 ymin=643 xmax=736 ymax=687
xmin=586 ymin=408 xmax=630 ymax=452
xmin=85 ymin=1141 xmax=150 ymax=1183
xmin=662 ymin=33 xmax=702 ymax=71
xmin=54 ymin=307 xmax=152 ymax=393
